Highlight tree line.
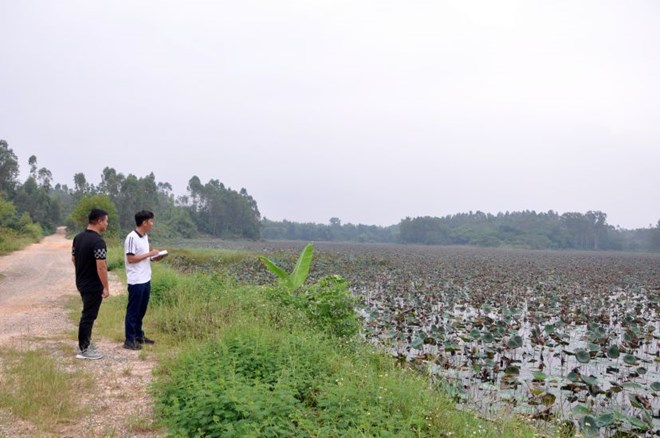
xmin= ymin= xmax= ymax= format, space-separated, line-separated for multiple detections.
xmin=398 ymin=211 xmax=660 ymax=251
xmin=262 ymin=211 xmax=659 ymax=252
xmin=1 ymin=139 xmax=658 ymax=251
xmin=0 ymin=140 xmax=260 ymax=245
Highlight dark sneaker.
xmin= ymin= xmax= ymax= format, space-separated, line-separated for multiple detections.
xmin=123 ymin=340 xmax=142 ymax=350
xmin=137 ymin=336 xmax=156 ymax=345
xmin=76 ymin=347 xmax=103 ymax=360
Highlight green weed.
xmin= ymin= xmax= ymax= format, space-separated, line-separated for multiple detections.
xmin=143 ymin=249 xmax=539 ymax=436
xmin=0 ymin=227 xmax=40 ymax=255
xmin=0 ymin=349 xmax=90 ymax=431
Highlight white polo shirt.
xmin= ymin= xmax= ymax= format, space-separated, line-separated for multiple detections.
xmin=124 ymin=230 xmax=151 ymax=285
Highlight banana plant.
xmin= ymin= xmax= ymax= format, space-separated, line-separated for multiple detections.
xmin=259 ymin=243 xmax=313 ymax=292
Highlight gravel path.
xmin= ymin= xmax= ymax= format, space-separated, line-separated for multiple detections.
xmin=0 ymin=231 xmax=163 ymax=437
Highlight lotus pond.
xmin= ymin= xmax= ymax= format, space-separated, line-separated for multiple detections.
xmin=168 ymin=240 xmax=660 ymax=436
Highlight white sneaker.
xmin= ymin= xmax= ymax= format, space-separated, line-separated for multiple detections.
xmin=76 ymin=347 xmax=103 ymax=360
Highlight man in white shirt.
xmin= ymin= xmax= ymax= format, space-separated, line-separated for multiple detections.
xmin=123 ymin=210 xmax=163 ymax=350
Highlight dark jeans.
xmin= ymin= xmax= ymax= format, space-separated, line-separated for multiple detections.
xmin=125 ymin=281 xmax=151 ymax=341
xmin=79 ymin=289 xmax=103 ymax=351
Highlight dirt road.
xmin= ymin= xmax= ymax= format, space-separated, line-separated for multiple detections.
xmin=0 ymin=232 xmax=80 ymax=346
xmin=0 ymin=231 xmax=162 ymax=437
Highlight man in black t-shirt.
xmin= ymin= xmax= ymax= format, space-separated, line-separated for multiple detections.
xmin=71 ymin=208 xmax=110 ymax=360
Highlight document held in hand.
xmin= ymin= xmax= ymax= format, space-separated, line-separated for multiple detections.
xmin=151 ymin=250 xmax=168 ymax=260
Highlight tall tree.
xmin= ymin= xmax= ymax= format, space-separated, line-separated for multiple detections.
xmin=73 ymin=172 xmax=91 ymax=197
xmin=0 ymin=140 xmax=19 ymax=195
xmin=28 ymin=155 xmax=37 ymax=178
xmin=183 ymin=177 xmax=261 ymax=239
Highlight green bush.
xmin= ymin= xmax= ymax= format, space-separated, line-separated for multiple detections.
xmin=301 ymin=275 xmax=359 ymax=338
xmin=0 ymin=227 xmax=36 ymax=254
xmin=149 ymin=266 xmax=182 ymax=305
xmin=0 ymin=196 xmax=17 ymax=227
xmin=264 ymin=276 xmax=359 ymax=339
xmin=18 ymin=213 xmax=43 ymax=241
xmin=155 ymin=327 xmax=330 ymax=437
xmin=68 ymin=195 xmax=119 ymax=240
xmin=105 ymin=245 xmax=125 ymax=273
xmin=154 ymin=326 xmax=456 ymax=437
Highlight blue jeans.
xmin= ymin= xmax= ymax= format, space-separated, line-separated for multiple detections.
xmin=125 ymin=281 xmax=151 ymax=341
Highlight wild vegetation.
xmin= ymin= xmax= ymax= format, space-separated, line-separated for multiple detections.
xmin=2 ymin=139 xmax=658 ymax=252
xmin=0 ymin=349 xmax=91 ymax=431
xmin=164 ymin=240 xmax=660 ymax=436
xmin=131 ymin=245 xmax=534 ymax=437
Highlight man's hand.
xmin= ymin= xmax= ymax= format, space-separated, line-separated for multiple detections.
xmin=102 ymin=288 xmax=110 ymax=299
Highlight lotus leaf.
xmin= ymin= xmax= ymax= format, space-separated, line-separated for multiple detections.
xmin=624 ymin=415 xmax=648 ymax=431
xmin=532 ymin=371 xmax=547 ymax=381
xmin=540 ymin=392 xmax=555 ymax=406
xmin=586 ymin=342 xmax=600 ymax=352
xmin=507 ymin=335 xmax=523 ymax=349
xmin=596 ymin=413 xmax=615 ymax=428
xmin=411 ymin=337 xmax=424 ymax=350
xmin=650 ymin=381 xmax=660 ymax=391
xmin=575 ymin=349 xmax=591 ymax=364
xmin=606 ymin=345 xmax=620 ymax=359
xmin=572 ymin=404 xmax=590 ymax=416
xmin=581 ymin=375 xmax=598 ymax=386
xmin=623 ymin=354 xmax=637 ymax=365
xmin=629 ymin=393 xmax=651 ymax=411
xmin=567 ymin=371 xmax=580 ymax=382
xmin=580 ymin=415 xmax=599 ymax=434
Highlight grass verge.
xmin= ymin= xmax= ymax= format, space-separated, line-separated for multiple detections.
xmin=0 ymin=349 xmax=91 ymax=431
xmin=0 ymin=228 xmax=40 ymax=256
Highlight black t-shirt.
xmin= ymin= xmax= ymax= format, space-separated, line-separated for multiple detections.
xmin=72 ymin=229 xmax=107 ymax=293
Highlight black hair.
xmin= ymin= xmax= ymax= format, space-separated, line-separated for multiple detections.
xmin=135 ymin=210 xmax=155 ymax=227
xmin=88 ymin=209 xmax=108 ymax=224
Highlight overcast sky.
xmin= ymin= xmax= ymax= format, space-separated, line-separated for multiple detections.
xmin=1 ymin=1 xmax=658 ymax=229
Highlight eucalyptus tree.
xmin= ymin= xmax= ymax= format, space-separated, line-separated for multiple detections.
xmin=28 ymin=155 xmax=37 ymax=178
xmin=0 ymin=140 xmax=19 ymax=195
xmin=13 ymin=176 xmax=61 ymax=233
xmin=184 ymin=176 xmax=261 ymax=239
xmin=73 ymin=172 xmax=91 ymax=199
xmin=68 ymin=194 xmax=119 ymax=240
xmin=98 ymin=166 xmax=124 ymax=198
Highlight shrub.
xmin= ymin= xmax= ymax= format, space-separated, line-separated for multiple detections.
xmin=259 ymin=243 xmax=359 ymax=338
xmin=0 ymin=227 xmax=35 ymax=254
xmin=68 ymin=195 xmax=119 ymax=240
xmin=301 ymin=275 xmax=359 ymax=338
xmin=154 ymin=327 xmax=333 ymax=437
xmin=18 ymin=213 xmax=43 ymax=241
xmin=153 ymin=320 xmax=507 ymax=437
